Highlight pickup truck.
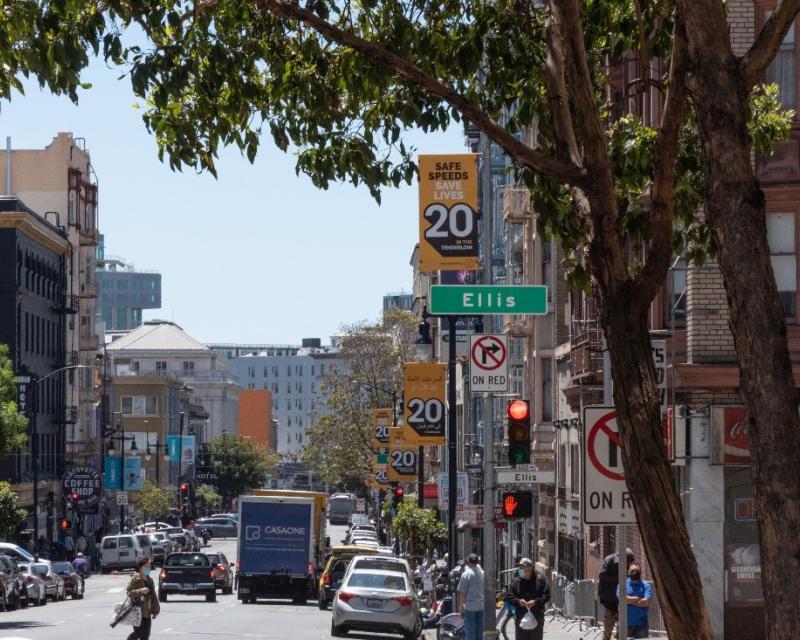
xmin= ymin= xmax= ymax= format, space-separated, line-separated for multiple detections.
xmin=158 ymin=553 xmax=216 ymax=602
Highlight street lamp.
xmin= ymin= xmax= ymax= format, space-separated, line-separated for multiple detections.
xmin=145 ymin=440 xmax=170 ymax=484
xmin=16 ymin=364 xmax=91 ymax=560
xmin=105 ymin=415 xmax=138 ymax=533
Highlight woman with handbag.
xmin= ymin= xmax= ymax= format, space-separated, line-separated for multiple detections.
xmin=125 ymin=558 xmax=160 ymax=640
xmin=505 ymin=558 xmax=550 ymax=640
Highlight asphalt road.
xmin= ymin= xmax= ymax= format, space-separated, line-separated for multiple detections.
xmin=0 ymin=524 xmax=351 ymax=640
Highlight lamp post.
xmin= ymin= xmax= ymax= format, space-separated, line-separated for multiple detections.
xmin=145 ymin=440 xmax=170 ymax=484
xmin=414 ymin=309 xmax=434 ymax=508
xmin=106 ymin=415 xmax=138 ymax=533
xmin=17 ymin=364 xmax=90 ymax=560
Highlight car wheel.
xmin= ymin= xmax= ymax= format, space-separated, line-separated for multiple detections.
xmin=158 ymin=590 xmax=167 ymax=603
xmin=39 ymin=589 xmax=47 ymax=606
xmin=206 ymin=591 xmax=216 ymax=603
xmin=331 ymin=620 xmax=348 ymax=637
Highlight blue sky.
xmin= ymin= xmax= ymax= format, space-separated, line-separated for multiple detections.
xmin=1 ymin=58 xmax=462 ymax=345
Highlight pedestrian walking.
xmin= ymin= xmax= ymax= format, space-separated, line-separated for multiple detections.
xmin=64 ymin=532 xmax=75 ymax=561
xmin=505 ymin=558 xmax=550 ymax=640
xmin=617 ymin=563 xmax=652 ymax=639
xmin=125 ymin=558 xmax=160 ymax=640
xmin=457 ymin=553 xmax=484 ymax=640
xmin=598 ymin=549 xmax=635 ymax=640
xmin=76 ymin=534 xmax=87 ymax=554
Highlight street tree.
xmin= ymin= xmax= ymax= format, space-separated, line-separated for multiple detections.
xmin=135 ymin=480 xmax=173 ymax=523
xmin=194 ymin=483 xmax=222 ymax=516
xmin=209 ymin=433 xmax=279 ymax=507
xmin=0 ymin=344 xmax=27 ymax=457
xmin=302 ymin=311 xmax=417 ymax=487
xmin=0 ymin=481 xmax=26 ymax=540
xmin=5 ymin=2 xmax=800 ymax=636
xmin=390 ymin=497 xmax=447 ymax=563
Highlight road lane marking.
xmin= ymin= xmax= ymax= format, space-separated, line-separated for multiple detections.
xmin=107 ymin=587 xmax=124 ymax=593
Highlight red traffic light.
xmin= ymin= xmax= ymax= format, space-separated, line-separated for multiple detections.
xmin=60 ymin=519 xmax=70 ymax=530
xmin=180 ymin=483 xmax=189 ymax=492
xmin=394 ymin=486 xmax=405 ymax=497
xmin=70 ymin=491 xmax=79 ymax=502
xmin=508 ymin=400 xmax=530 ymax=421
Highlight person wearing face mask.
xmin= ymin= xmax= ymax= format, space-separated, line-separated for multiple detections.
xmin=598 ymin=549 xmax=635 ymax=640
xmin=616 ymin=563 xmax=652 ymax=639
xmin=504 ymin=558 xmax=550 ymax=640
xmin=125 ymin=558 xmax=160 ymax=640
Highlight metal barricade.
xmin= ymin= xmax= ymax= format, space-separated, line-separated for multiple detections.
xmin=546 ymin=572 xmax=569 ymax=617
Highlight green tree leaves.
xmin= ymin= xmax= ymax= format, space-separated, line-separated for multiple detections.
xmin=135 ymin=480 xmax=173 ymax=521
xmin=0 ymin=344 xmax=28 ymax=457
xmin=390 ymin=497 xmax=446 ymax=560
xmin=0 ymin=480 xmax=26 ymax=540
xmin=209 ymin=432 xmax=279 ymax=504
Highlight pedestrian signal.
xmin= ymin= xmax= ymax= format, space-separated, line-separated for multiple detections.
xmin=501 ymin=491 xmax=533 ymax=519
xmin=60 ymin=519 xmax=71 ymax=530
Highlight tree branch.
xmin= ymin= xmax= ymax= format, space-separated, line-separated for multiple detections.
xmin=741 ymin=0 xmax=800 ymax=89
xmin=635 ymin=10 xmax=688 ymax=307
xmin=543 ymin=3 xmax=581 ymax=166
xmin=255 ymin=0 xmax=587 ymax=185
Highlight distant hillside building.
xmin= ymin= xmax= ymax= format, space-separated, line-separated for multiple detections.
xmin=383 ymin=292 xmax=413 ymax=313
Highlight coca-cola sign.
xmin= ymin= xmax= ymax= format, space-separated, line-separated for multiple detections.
xmin=711 ymin=406 xmax=751 ymax=465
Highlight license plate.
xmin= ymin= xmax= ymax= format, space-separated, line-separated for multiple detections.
xmin=366 ymin=598 xmax=383 ymax=609
xmin=183 ymin=584 xmax=196 ymax=589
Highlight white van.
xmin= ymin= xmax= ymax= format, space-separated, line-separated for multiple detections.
xmin=100 ymin=534 xmax=144 ymax=572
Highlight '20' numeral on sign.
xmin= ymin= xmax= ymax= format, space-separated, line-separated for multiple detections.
xmin=391 ymin=451 xmax=416 ymax=470
xmin=407 ymin=398 xmax=444 ymax=425
xmin=424 ymin=204 xmax=474 ymax=239
xmin=375 ymin=425 xmax=390 ymax=441
xmin=375 ymin=468 xmax=388 ymax=482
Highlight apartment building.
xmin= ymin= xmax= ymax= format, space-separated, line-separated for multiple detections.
xmin=107 ymin=320 xmax=240 ymax=442
xmin=0 ymin=196 xmax=71 ymax=539
xmin=0 ymin=133 xmax=101 ymax=467
xmin=96 ymin=238 xmax=162 ymax=331
xmin=227 ymin=339 xmax=342 ymax=456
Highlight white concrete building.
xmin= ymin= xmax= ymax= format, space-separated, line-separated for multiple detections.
xmin=108 ymin=320 xmax=240 ymax=441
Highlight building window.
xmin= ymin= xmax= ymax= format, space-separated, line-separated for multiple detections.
xmin=263 ymin=367 xmax=268 ymax=378
xmin=183 ymin=361 xmax=195 ymax=371
xmin=766 ymin=12 xmax=797 ymax=108
xmin=287 ymin=366 xmax=291 ymax=377
xmin=542 ymin=358 xmax=553 ymax=422
xmin=272 ymin=366 xmax=279 ymax=377
xmin=767 ymin=212 xmax=797 ymax=317
xmin=288 ymin=416 xmax=293 ymax=427
xmin=121 ymin=396 xmax=158 ymax=416
xmin=156 ymin=361 xmax=167 ymax=372
xmin=132 ymin=361 xmax=140 ymax=372
xmin=248 ymin=366 xmax=255 ymax=378
xmin=542 ymin=241 xmax=553 ymax=301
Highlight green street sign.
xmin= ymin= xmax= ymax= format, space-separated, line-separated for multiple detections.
xmin=430 ymin=285 xmax=548 ymax=315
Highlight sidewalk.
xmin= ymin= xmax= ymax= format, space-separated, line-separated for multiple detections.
xmin=543 ymin=616 xmax=595 ymax=639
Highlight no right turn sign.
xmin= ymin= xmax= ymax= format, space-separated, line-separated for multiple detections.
xmin=582 ymin=407 xmax=636 ymax=524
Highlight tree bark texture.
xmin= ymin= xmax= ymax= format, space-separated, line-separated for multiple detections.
xmin=681 ymin=2 xmax=800 ymax=637
xmin=602 ymin=297 xmax=715 ymax=640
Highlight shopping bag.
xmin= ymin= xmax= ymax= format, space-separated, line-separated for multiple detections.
xmin=519 ymin=608 xmax=538 ymax=630
xmin=111 ymin=599 xmax=142 ymax=628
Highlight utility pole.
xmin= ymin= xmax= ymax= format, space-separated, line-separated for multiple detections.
xmin=447 ymin=318 xmax=458 ymax=578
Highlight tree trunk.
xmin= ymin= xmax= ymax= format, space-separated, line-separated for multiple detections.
xmin=601 ymin=291 xmax=715 ymax=640
xmin=680 ymin=4 xmax=800 ymax=637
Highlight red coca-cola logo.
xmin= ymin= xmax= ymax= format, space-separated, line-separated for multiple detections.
xmin=724 ymin=408 xmax=750 ymax=463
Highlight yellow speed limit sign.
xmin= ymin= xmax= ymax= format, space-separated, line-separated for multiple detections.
xmin=418 ymin=154 xmax=479 ymax=272
xmin=371 ymin=408 xmax=393 ymax=451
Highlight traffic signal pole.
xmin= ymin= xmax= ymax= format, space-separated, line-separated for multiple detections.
xmin=447 ymin=317 xmax=458 ymax=579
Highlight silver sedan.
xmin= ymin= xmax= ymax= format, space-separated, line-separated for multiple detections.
xmin=331 ymin=568 xmax=421 ymax=639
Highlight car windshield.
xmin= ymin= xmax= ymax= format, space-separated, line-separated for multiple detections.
xmin=206 ymin=554 xmax=220 ymax=564
xmin=32 ymin=564 xmax=49 ymax=576
xmin=352 ymin=559 xmax=406 ymax=573
xmin=166 ymin=554 xmax=209 ymax=567
xmin=52 ymin=562 xmax=72 ymax=574
xmin=347 ymin=572 xmax=406 ymax=591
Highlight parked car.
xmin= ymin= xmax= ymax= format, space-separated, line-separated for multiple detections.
xmin=331 ymin=561 xmax=421 ymax=639
xmin=17 ymin=563 xmax=47 ymax=606
xmin=31 ymin=563 xmax=66 ymax=601
xmin=348 ymin=514 xmax=371 ymax=529
xmin=51 ymin=561 xmax=85 ymax=600
xmin=161 ymin=527 xmax=189 ymax=551
xmin=158 ymin=552 xmax=216 ymax=602
xmin=148 ymin=535 xmax=167 ymax=565
xmin=318 ymin=546 xmax=379 ymax=610
xmin=151 ymin=532 xmax=175 ymax=554
xmin=100 ymin=534 xmax=144 ymax=572
xmin=211 ymin=513 xmax=238 ymax=523
xmin=135 ymin=534 xmax=155 ymax=563
xmin=195 ymin=517 xmax=238 ymax=538
xmin=142 ymin=522 xmax=173 ymax=531
xmin=0 ymin=554 xmax=28 ymax=610
xmin=0 ymin=543 xmax=35 ymax=564
xmin=205 ymin=552 xmax=234 ymax=594
xmin=348 ymin=555 xmax=414 ymax=584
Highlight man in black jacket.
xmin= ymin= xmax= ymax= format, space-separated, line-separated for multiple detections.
xmin=598 ymin=549 xmax=635 ymax=640
xmin=504 ymin=558 xmax=550 ymax=640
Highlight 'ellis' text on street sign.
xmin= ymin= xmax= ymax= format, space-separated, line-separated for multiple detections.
xmin=430 ymin=285 xmax=548 ymax=315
